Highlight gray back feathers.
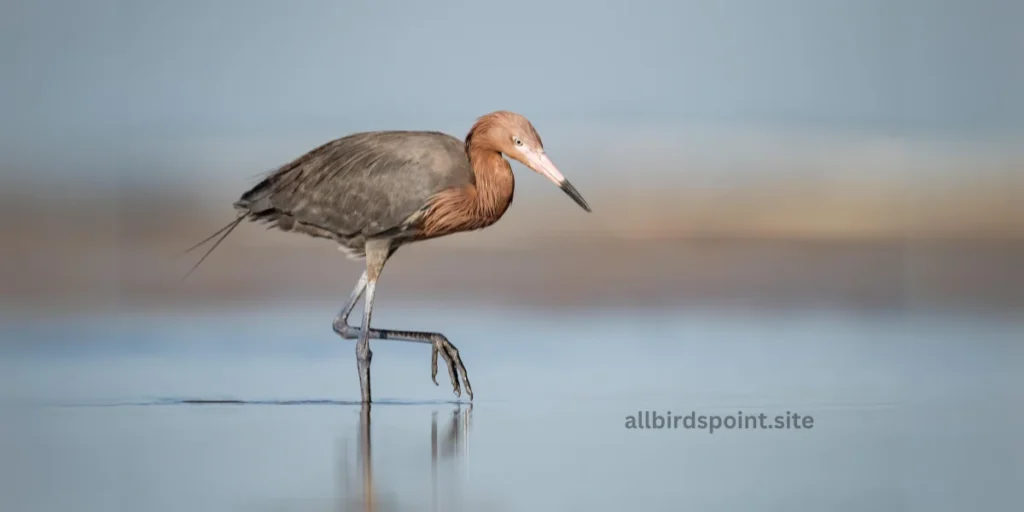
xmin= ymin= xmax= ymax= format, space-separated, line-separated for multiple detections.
xmin=236 ymin=131 xmax=474 ymax=243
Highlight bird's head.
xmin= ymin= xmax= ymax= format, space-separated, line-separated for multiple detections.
xmin=467 ymin=111 xmax=591 ymax=213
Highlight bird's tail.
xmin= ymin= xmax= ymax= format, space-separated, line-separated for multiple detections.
xmin=177 ymin=213 xmax=247 ymax=282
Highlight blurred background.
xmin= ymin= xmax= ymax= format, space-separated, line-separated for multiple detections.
xmin=1 ymin=1 xmax=1022 ymax=510
xmin=2 ymin=0 xmax=1022 ymax=315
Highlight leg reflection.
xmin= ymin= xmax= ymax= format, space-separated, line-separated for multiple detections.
xmin=339 ymin=403 xmax=472 ymax=512
xmin=431 ymin=404 xmax=472 ymax=512
xmin=360 ymin=403 xmax=374 ymax=512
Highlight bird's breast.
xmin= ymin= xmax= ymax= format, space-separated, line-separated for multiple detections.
xmin=413 ymin=185 xmax=508 ymax=240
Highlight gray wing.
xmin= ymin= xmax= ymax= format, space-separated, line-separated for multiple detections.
xmin=236 ymin=131 xmax=472 ymax=238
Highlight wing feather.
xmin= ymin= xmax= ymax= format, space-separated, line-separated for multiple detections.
xmin=236 ymin=131 xmax=472 ymax=239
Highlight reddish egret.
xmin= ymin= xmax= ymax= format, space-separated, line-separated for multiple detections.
xmin=183 ymin=111 xmax=591 ymax=403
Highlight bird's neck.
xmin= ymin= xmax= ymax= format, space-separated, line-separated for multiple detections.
xmin=418 ymin=145 xmax=514 ymax=239
xmin=467 ymin=147 xmax=515 ymax=219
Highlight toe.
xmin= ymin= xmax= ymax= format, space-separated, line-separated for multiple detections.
xmin=431 ymin=344 xmax=440 ymax=386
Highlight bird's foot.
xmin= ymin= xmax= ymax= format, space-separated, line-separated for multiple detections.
xmin=430 ymin=334 xmax=473 ymax=400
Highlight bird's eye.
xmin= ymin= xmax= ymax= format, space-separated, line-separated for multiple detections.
xmin=514 ymin=137 xmax=523 ymax=147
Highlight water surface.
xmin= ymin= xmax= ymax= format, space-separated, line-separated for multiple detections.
xmin=1 ymin=304 xmax=1021 ymax=511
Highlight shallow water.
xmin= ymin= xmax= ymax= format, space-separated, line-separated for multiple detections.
xmin=1 ymin=304 xmax=1021 ymax=511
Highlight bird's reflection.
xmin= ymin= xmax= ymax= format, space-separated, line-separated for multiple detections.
xmin=337 ymin=403 xmax=472 ymax=512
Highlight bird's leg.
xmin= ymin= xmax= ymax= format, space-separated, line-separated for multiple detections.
xmin=353 ymin=242 xmax=392 ymax=403
xmin=331 ymin=252 xmax=472 ymax=401
xmin=334 ymin=325 xmax=472 ymax=400
xmin=334 ymin=270 xmax=368 ymax=329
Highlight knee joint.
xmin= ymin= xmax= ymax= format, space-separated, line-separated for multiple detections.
xmin=332 ymin=320 xmax=357 ymax=338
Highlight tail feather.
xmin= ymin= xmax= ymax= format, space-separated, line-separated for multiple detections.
xmin=179 ymin=213 xmax=246 ymax=282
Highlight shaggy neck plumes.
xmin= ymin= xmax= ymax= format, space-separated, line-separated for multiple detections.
xmin=418 ymin=128 xmax=514 ymax=239
xmin=465 ymin=140 xmax=515 ymax=219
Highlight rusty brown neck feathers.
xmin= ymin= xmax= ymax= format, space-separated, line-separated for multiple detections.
xmin=465 ymin=138 xmax=515 ymax=218
xmin=419 ymin=122 xmax=515 ymax=238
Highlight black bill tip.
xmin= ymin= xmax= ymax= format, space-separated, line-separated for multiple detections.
xmin=559 ymin=180 xmax=592 ymax=212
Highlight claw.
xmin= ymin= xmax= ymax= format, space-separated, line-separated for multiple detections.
xmin=430 ymin=335 xmax=473 ymax=401
xmin=431 ymin=343 xmax=440 ymax=386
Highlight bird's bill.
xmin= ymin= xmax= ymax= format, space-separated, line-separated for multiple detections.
xmin=527 ymin=151 xmax=592 ymax=212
